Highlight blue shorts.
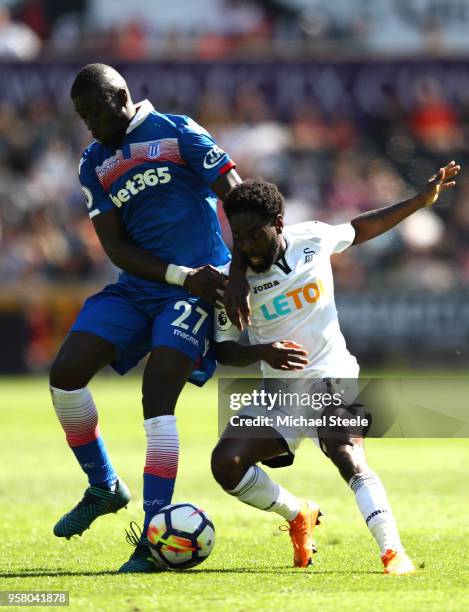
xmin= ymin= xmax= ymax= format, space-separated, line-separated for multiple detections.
xmin=70 ymin=282 xmax=216 ymax=386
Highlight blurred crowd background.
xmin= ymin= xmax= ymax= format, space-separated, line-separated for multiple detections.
xmin=3 ymin=0 xmax=469 ymax=60
xmin=1 ymin=0 xmax=469 ymax=372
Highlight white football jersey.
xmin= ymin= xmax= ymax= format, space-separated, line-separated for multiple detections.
xmin=216 ymin=221 xmax=359 ymax=378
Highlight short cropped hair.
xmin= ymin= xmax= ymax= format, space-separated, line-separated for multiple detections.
xmin=223 ymin=179 xmax=285 ymax=221
xmin=70 ymin=63 xmax=126 ymax=99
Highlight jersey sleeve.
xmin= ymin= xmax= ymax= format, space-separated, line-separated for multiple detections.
xmin=178 ymin=117 xmax=236 ymax=186
xmin=214 ymin=306 xmax=242 ymax=343
xmin=78 ymin=154 xmax=114 ymax=219
xmin=314 ymin=221 xmax=356 ymax=254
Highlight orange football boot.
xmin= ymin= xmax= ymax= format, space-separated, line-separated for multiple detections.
xmin=284 ymin=500 xmax=322 ymax=568
xmin=381 ymin=549 xmax=416 ymax=575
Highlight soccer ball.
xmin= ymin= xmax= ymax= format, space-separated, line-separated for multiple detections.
xmin=147 ymin=503 xmax=215 ymax=569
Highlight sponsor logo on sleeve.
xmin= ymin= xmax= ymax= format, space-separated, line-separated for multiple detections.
xmin=81 ymin=186 xmax=93 ymax=209
xmin=203 ymin=145 xmax=226 ymax=169
xmin=216 ymin=309 xmax=232 ymax=331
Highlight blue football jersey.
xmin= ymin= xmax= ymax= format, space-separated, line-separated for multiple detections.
xmin=78 ymin=100 xmax=233 ymax=289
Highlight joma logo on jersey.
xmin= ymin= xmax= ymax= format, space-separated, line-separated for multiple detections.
xmin=253 ymin=280 xmax=279 ymax=294
xmin=109 ymin=167 xmax=171 ymax=207
xmin=260 ymin=280 xmax=324 ymax=320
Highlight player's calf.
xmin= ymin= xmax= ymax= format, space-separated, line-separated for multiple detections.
xmin=211 ymin=438 xmax=300 ymax=521
xmin=322 ymin=436 xmax=414 ymax=574
xmin=140 ymin=348 xmax=195 ymax=533
xmin=212 ymin=436 xmax=321 ymax=568
xmin=51 ymin=385 xmax=118 ymax=489
xmin=50 ymin=382 xmax=126 ymax=538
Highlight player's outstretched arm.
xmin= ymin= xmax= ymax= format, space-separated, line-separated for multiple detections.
xmin=92 ymin=209 xmax=226 ymax=305
xmin=351 ymin=161 xmax=460 ymax=245
xmin=216 ymin=340 xmax=309 ymax=370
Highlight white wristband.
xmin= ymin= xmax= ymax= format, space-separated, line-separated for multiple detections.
xmin=165 ymin=264 xmax=191 ymax=287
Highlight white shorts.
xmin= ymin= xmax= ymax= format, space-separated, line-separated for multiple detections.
xmin=236 ymin=377 xmax=361 ymax=460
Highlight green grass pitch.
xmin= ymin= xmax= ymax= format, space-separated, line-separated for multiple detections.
xmin=1 ymin=376 xmax=468 ymax=611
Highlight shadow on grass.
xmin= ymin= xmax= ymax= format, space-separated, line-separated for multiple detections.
xmin=0 ymin=568 xmax=382 ymax=578
xmin=194 ymin=568 xmax=381 ymax=575
xmin=0 ymin=570 xmax=117 ymax=578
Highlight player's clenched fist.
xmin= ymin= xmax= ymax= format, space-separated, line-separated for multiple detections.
xmin=184 ymin=265 xmax=228 ymax=306
xmin=258 ymin=340 xmax=309 ymax=370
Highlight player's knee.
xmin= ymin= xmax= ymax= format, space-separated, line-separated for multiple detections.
xmin=325 ymin=440 xmax=367 ymax=481
xmin=50 ymin=333 xmax=114 ymax=391
xmin=49 ymin=342 xmax=98 ymax=390
xmin=49 ymin=353 xmax=83 ymax=390
xmin=211 ymin=445 xmax=246 ymax=490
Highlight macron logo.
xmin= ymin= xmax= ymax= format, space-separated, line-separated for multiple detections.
xmin=173 ymin=329 xmax=199 ymax=347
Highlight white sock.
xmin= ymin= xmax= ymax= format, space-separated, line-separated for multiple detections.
xmin=349 ymin=471 xmax=404 ymax=554
xmin=143 ymin=415 xmax=179 ymax=479
xmin=51 ymin=386 xmax=98 ymax=445
xmin=227 ymin=465 xmax=301 ymax=521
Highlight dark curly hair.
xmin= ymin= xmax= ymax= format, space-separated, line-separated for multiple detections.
xmin=223 ymin=179 xmax=285 ymax=221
